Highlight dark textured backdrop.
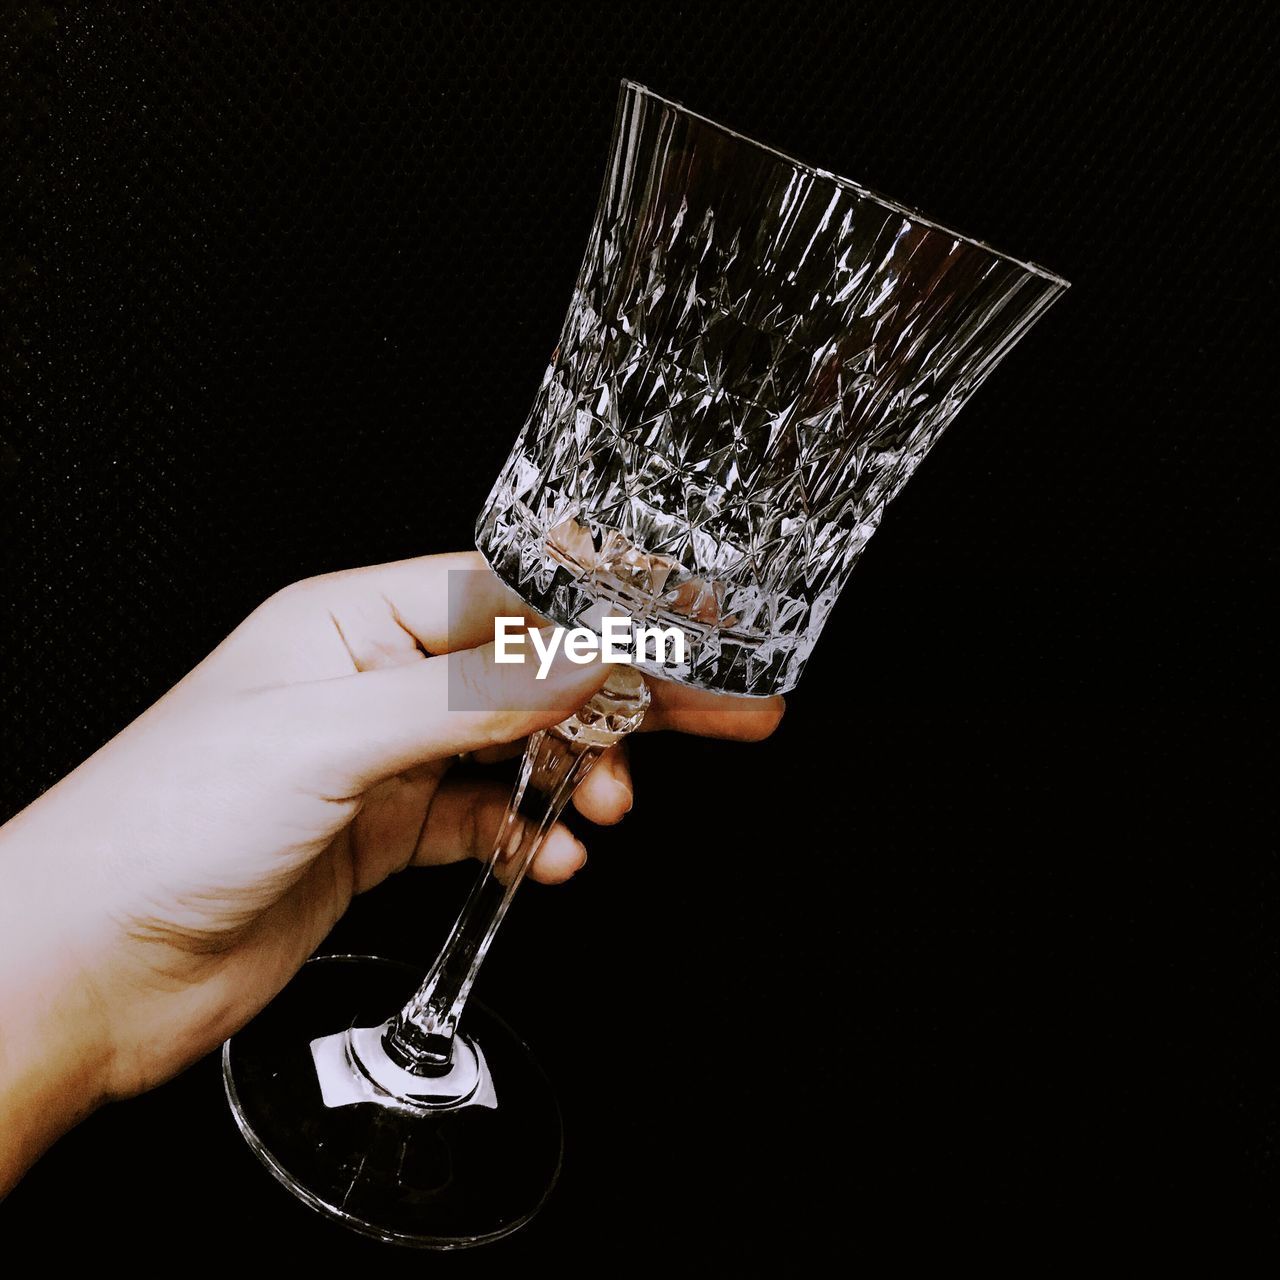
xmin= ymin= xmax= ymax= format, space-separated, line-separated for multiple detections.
xmin=2 ymin=0 xmax=1274 ymax=1262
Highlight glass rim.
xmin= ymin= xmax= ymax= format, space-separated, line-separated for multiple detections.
xmin=621 ymin=79 xmax=1071 ymax=291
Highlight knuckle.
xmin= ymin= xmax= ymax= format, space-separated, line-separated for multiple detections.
xmin=256 ymin=576 xmax=316 ymax=618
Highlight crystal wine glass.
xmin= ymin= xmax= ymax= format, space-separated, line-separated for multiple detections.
xmin=223 ymin=80 xmax=1067 ymax=1247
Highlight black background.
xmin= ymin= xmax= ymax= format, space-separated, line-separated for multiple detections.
xmin=2 ymin=0 xmax=1274 ymax=1262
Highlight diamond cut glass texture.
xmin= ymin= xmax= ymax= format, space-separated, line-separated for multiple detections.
xmin=477 ymin=82 xmax=1068 ymax=695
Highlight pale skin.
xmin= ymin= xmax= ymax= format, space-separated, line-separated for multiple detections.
xmin=0 ymin=551 xmax=783 ymax=1194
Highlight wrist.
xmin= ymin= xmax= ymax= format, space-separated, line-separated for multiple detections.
xmin=0 ymin=839 xmax=118 ymax=1193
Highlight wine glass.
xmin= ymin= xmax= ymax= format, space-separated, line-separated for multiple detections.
xmin=223 ymin=79 xmax=1067 ymax=1247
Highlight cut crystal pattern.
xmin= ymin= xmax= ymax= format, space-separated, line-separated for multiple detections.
xmin=478 ymin=82 xmax=1067 ymax=695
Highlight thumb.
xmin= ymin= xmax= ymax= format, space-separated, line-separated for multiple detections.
xmin=271 ymin=631 xmax=611 ymax=788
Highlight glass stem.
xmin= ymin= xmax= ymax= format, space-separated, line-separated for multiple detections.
xmin=383 ymin=730 xmax=603 ymax=1073
xmin=382 ymin=666 xmax=650 ymax=1076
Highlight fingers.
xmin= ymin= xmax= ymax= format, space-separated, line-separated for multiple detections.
xmin=248 ymin=551 xmax=785 ymax=746
xmin=464 ymin=740 xmax=635 ymax=822
xmin=428 ymin=657 xmax=784 ymax=750
xmin=572 ymin=742 xmax=633 ymax=824
xmin=642 ymin=679 xmax=785 ymax=741
xmin=246 ymin=549 xmax=784 ymax=787
xmin=275 ymin=633 xmax=610 ymax=789
xmin=414 ymin=777 xmax=588 ymax=885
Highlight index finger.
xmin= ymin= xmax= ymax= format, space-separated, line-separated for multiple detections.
xmin=272 ymin=552 xmax=785 ymax=740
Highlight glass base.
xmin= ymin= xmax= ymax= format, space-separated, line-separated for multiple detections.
xmin=223 ymin=954 xmax=562 ymax=1248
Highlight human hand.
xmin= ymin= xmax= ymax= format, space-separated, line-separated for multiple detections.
xmin=0 ymin=551 xmax=782 ymax=1189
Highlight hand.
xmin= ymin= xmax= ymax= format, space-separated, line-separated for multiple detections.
xmin=0 ymin=551 xmax=782 ymax=1190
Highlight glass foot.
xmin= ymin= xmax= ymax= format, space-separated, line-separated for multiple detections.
xmin=223 ymin=954 xmax=562 ymax=1248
